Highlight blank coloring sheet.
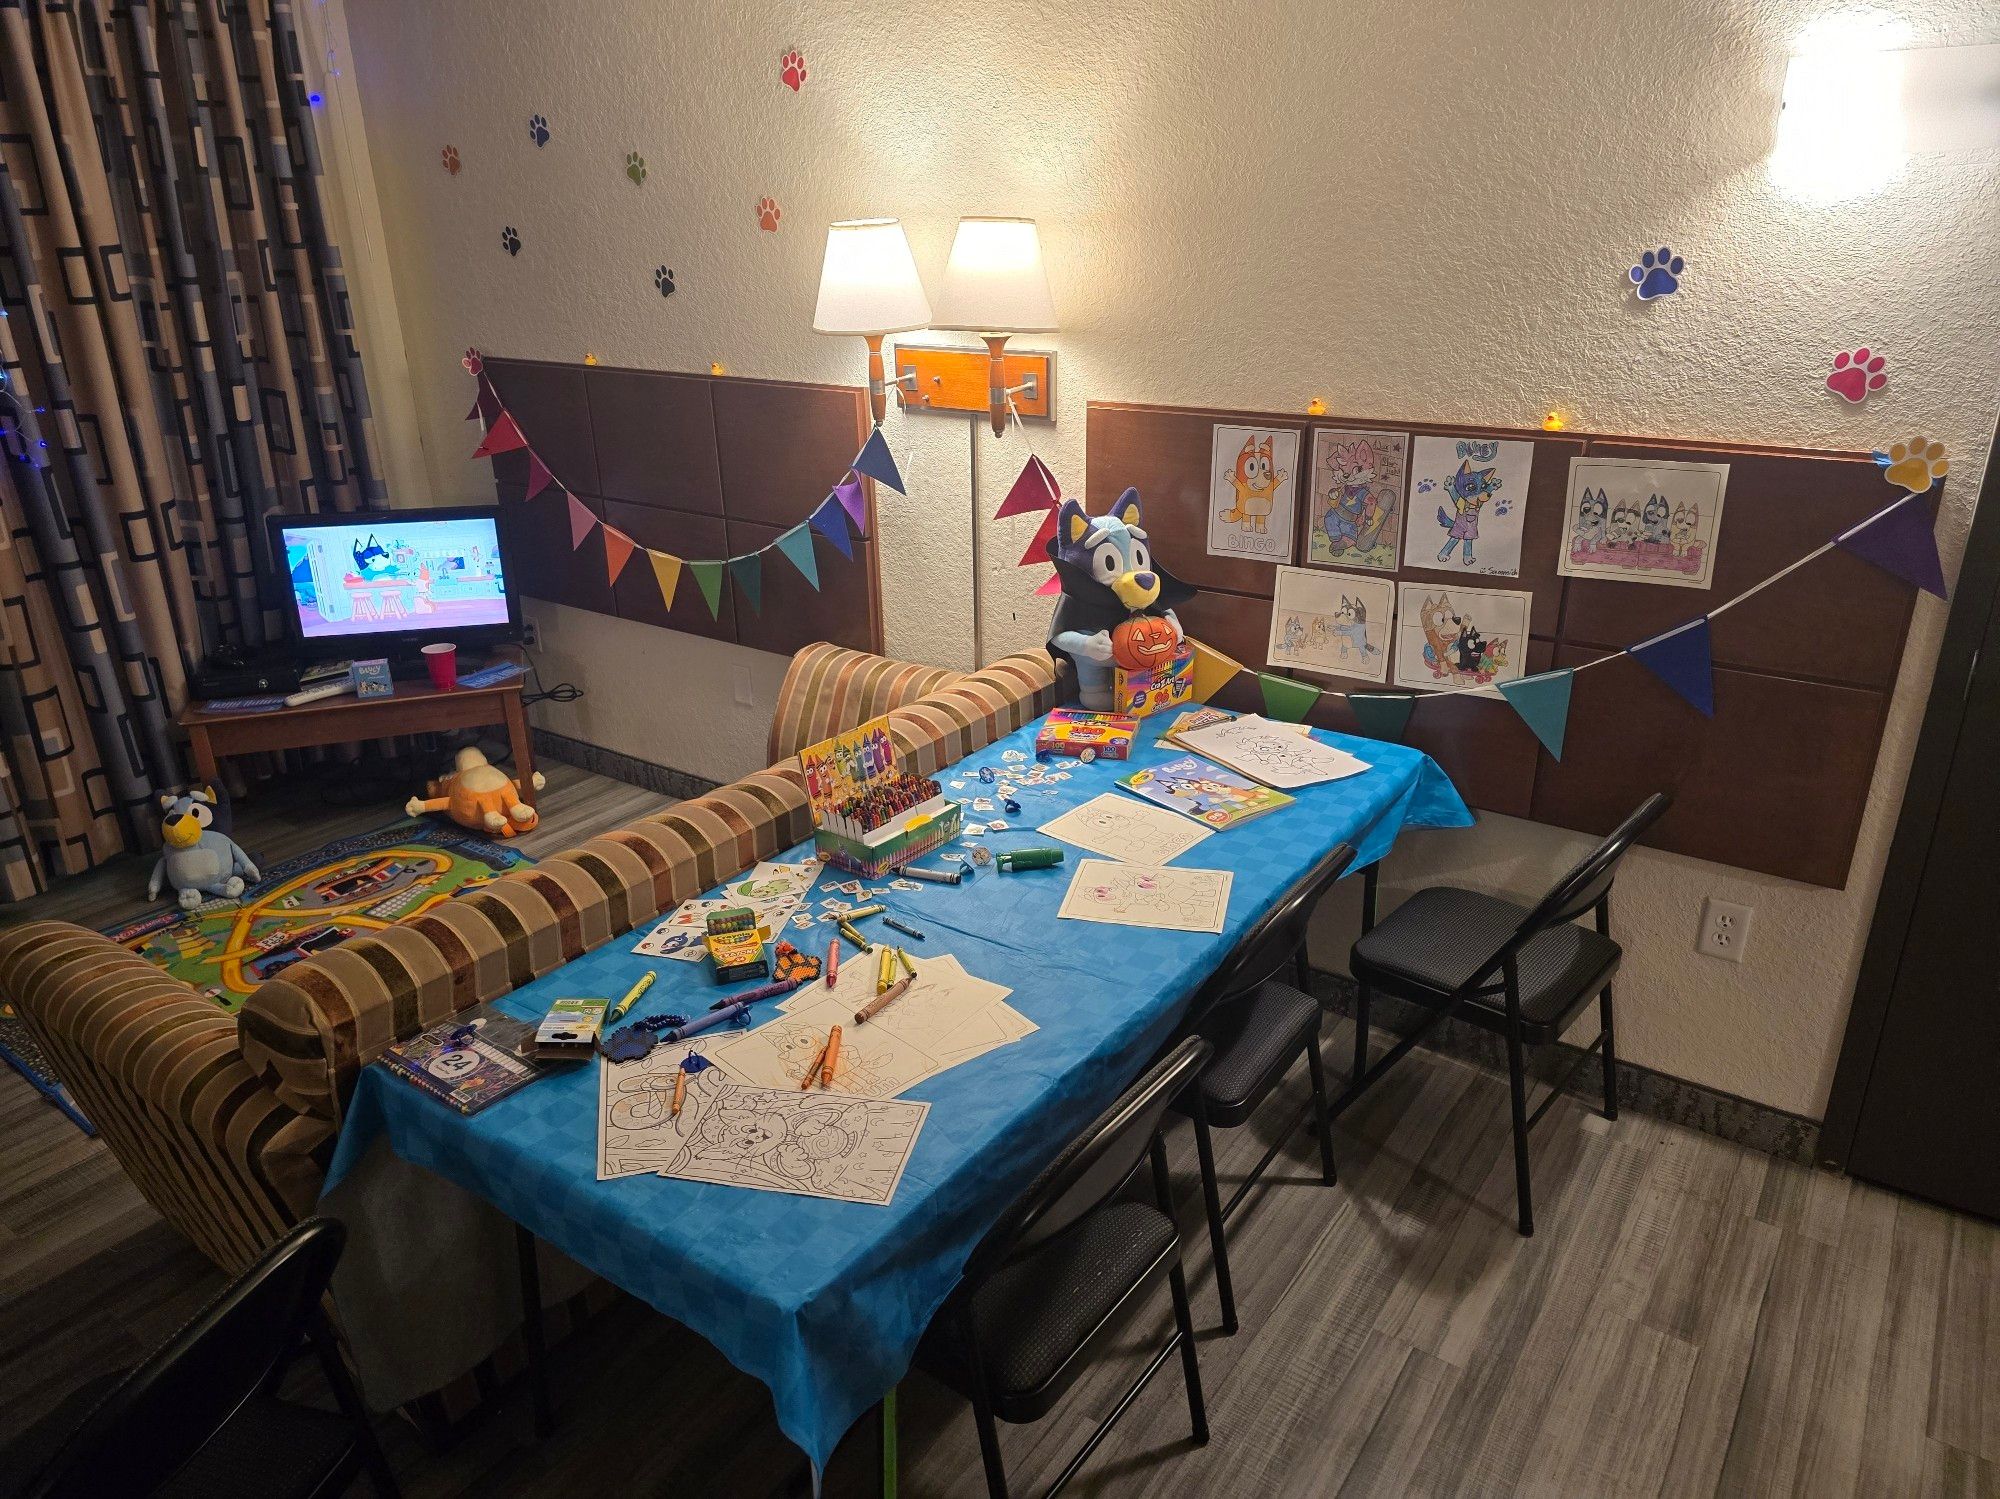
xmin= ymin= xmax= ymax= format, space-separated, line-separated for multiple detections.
xmin=1039 ymin=793 xmax=1214 ymax=865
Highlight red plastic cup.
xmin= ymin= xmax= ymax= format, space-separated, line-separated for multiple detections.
xmin=421 ymin=641 xmax=458 ymax=691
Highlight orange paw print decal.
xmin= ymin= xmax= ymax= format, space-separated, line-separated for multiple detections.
xmin=441 ymin=144 xmax=461 ymax=176
xmin=780 ymin=49 xmax=807 ymax=91
xmin=756 ymin=197 xmax=781 ymax=232
xmin=1876 ymin=437 xmax=1949 ymax=495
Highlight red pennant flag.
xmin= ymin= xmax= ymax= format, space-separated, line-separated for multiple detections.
xmin=1018 ymin=507 xmax=1059 ymax=567
xmin=523 ymin=452 xmax=556 ymax=500
xmin=995 ymin=454 xmax=1060 ymax=518
xmin=472 ymin=411 xmax=528 ymax=458
xmin=1034 ymin=570 xmax=1063 ymax=596
xmin=566 ymin=493 xmax=598 ymax=550
xmin=603 ymin=526 xmax=637 ymax=584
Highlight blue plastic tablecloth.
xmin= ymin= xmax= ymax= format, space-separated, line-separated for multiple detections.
xmin=323 ymin=713 xmax=1470 ymax=1469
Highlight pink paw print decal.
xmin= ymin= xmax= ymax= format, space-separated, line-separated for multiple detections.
xmin=756 ymin=197 xmax=781 ymax=232
xmin=461 ymin=348 xmax=484 ymax=375
xmin=1826 ymin=348 xmax=1887 ymax=404
xmin=780 ymin=49 xmax=807 ymax=91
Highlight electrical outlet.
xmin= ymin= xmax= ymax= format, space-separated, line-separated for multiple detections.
xmin=733 ymin=665 xmax=755 ymax=707
xmin=1697 ymin=897 xmax=1753 ymax=963
xmin=519 ymin=617 xmax=541 ymax=650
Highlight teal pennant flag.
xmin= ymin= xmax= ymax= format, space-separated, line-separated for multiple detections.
xmin=729 ymin=553 xmax=764 ymax=615
xmin=1497 ymin=669 xmax=1575 ymax=759
xmin=775 ymin=525 xmax=821 ymax=590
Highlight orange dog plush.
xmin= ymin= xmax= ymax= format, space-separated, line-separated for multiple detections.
xmin=405 ymin=746 xmax=545 ymax=838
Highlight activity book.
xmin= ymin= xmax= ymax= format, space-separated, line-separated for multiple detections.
xmin=1117 ymin=754 xmax=1294 ymax=830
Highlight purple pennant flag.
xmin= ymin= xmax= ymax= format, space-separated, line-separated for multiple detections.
xmin=809 ymin=497 xmax=854 ymax=560
xmin=1627 ymin=616 xmax=1714 ymax=716
xmin=1837 ymin=495 xmax=1948 ymax=599
xmin=833 ymin=476 xmax=868 ymax=534
xmin=851 ymin=428 xmax=905 ymax=494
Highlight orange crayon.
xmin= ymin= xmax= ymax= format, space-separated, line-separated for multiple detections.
xmin=820 ymin=1025 xmax=842 ymax=1088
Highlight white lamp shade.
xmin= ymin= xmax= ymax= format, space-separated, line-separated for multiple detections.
xmin=931 ymin=217 xmax=1058 ymax=334
xmin=812 ymin=219 xmax=932 ymax=336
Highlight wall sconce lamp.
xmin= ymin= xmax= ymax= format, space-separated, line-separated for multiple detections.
xmin=901 ymin=216 xmax=1059 ymax=435
xmin=812 ymin=219 xmax=932 ymax=425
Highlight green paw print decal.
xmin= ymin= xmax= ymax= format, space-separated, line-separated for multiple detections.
xmin=626 ymin=151 xmax=646 ymax=187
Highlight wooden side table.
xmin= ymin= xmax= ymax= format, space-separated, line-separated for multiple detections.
xmin=179 ymin=659 xmax=536 ymax=804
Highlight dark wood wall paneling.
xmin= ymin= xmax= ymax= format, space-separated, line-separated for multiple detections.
xmin=1085 ymin=401 xmax=1929 ymax=889
xmin=484 ymin=358 xmax=884 ymax=657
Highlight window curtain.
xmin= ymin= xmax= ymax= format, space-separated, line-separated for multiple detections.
xmin=0 ymin=0 xmax=381 ymax=899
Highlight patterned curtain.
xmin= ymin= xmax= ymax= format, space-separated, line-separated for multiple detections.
xmin=0 ymin=0 xmax=381 ymax=899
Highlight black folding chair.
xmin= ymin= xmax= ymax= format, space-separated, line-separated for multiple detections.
xmin=9 ymin=1217 xmax=399 ymax=1499
xmin=1170 ymin=842 xmax=1356 ymax=1334
xmin=1347 ymin=793 xmax=1670 ymax=1236
xmin=916 ymin=1036 xmax=1214 ymax=1499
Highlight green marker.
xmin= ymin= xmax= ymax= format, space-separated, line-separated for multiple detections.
xmin=996 ymin=846 xmax=1065 ymax=872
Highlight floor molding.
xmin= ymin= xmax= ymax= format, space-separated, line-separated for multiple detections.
xmin=532 ymin=730 xmax=718 ymax=804
xmin=1306 ymin=968 xmax=1822 ymax=1166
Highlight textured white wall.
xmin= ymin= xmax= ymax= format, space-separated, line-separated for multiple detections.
xmin=339 ymin=0 xmax=1999 ymax=1117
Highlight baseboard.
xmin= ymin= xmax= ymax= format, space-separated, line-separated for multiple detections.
xmin=531 ymin=730 xmax=720 ymax=803
xmin=1307 ymin=968 xmax=1822 ymax=1167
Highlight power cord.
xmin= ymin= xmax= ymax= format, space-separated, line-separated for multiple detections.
xmin=522 ymin=651 xmax=582 ymax=709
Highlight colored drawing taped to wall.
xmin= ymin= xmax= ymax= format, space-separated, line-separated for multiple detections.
xmin=1558 ymin=457 xmax=1729 ymax=590
xmin=1266 ymin=566 xmax=1393 ymax=684
xmin=1307 ymin=428 xmax=1408 ymax=572
xmin=1207 ymin=425 xmax=1299 ymax=563
xmin=1404 ymin=435 xmax=1533 ymax=578
xmin=1391 ymin=581 xmax=1530 ymax=694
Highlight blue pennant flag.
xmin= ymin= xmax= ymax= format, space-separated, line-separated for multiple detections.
xmin=1628 ymin=616 xmax=1714 ymax=716
xmin=774 ymin=524 xmax=821 ymax=590
xmin=852 ymin=428 xmax=905 ymax=494
xmin=1497 ymin=669 xmax=1575 ymax=759
xmin=809 ymin=497 xmax=854 ymax=560
xmin=729 ymin=553 xmax=763 ymax=615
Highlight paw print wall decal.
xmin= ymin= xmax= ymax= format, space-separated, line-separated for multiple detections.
xmin=527 ymin=114 xmax=550 ymax=147
xmin=461 ymin=348 xmax=484 ymax=375
xmin=1628 ymin=246 xmax=1684 ymax=301
xmin=654 ymin=266 xmax=676 ymax=297
xmin=626 ymin=152 xmax=647 ymax=186
xmin=756 ymin=197 xmax=781 ymax=231
xmin=501 ymin=226 xmax=521 ymax=256
xmin=441 ymin=144 xmax=461 ymax=175
xmin=1826 ymin=348 xmax=1888 ymax=404
xmin=780 ymin=49 xmax=808 ymax=91
xmin=1875 ymin=437 xmax=1948 ymax=495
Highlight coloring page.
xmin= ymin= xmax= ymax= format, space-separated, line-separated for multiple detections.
xmin=1173 ymin=714 xmax=1370 ymax=789
xmin=1056 ymin=859 xmax=1234 ymax=934
xmin=1039 ymin=793 xmax=1214 ymax=865
xmin=1558 ymin=457 xmax=1729 ymax=590
xmin=1307 ymin=428 xmax=1409 ymax=571
xmin=1266 ymin=566 xmax=1395 ymax=684
xmin=1391 ymin=582 xmax=1532 ymax=694
xmin=854 ymin=953 xmax=1034 ymax=1063
xmin=712 ymin=992 xmax=946 ymax=1098
xmin=1208 ymin=424 xmax=1300 ymax=563
xmin=653 ymin=1068 xmax=928 ymax=1206
xmin=1404 ymin=435 xmax=1535 ymax=578
xmin=597 ymin=1035 xmax=739 ymax=1179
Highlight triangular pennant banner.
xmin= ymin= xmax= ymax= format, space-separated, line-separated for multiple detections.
xmin=775 ymin=525 xmax=821 ymax=590
xmin=1497 ymin=670 xmax=1575 ymax=760
xmin=729 ymin=554 xmax=763 ymax=615
xmin=1017 ymin=507 xmax=1059 ymax=567
xmin=466 ymin=396 xmax=484 ymax=423
xmin=1034 ymin=571 xmax=1063 ymax=596
xmin=1628 ymin=617 xmax=1714 ymax=716
xmin=472 ymin=411 xmax=528 ymax=458
xmin=996 ymin=453 xmax=1060 ymax=518
xmin=851 ymin=429 xmax=905 ymax=494
xmin=1348 ymin=693 xmax=1417 ymax=743
xmin=833 ymin=477 xmax=868 ymax=534
xmin=566 ymin=493 xmax=598 ymax=550
xmin=524 ymin=452 xmax=556 ymax=501
xmin=1189 ymin=639 xmax=1245 ymax=704
xmin=603 ymin=527 xmax=637 ymax=585
xmin=650 ymin=551 xmax=683 ymax=611
xmin=1259 ymin=672 xmax=1320 ymax=723
xmin=1837 ymin=495 xmax=1948 ymax=599
xmin=809 ymin=498 xmax=854 ymax=560
xmin=689 ymin=560 xmax=726 ymax=619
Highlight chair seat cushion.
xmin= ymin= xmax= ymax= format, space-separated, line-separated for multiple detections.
xmin=1177 ymin=979 xmax=1322 ymax=1126
xmin=1351 ymin=887 xmax=1621 ymax=1039
xmin=158 ymin=1397 xmax=357 ymax=1499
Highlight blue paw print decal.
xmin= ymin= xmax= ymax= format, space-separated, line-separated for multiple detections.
xmin=500 ymin=226 xmax=521 ymax=256
xmin=1629 ymin=246 xmax=1684 ymax=301
xmin=528 ymin=114 xmax=550 ymax=147
xmin=654 ymin=266 xmax=676 ymax=297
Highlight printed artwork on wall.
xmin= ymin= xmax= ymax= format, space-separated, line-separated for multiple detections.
xmin=1392 ymin=581 xmax=1531 ymax=693
xmin=1207 ymin=425 xmax=1299 ymax=563
xmin=1405 ymin=435 xmax=1534 ymax=577
xmin=1266 ymin=566 xmax=1393 ymax=683
xmin=1307 ymin=427 xmax=1409 ymax=571
xmin=1559 ymin=457 xmax=1729 ymax=589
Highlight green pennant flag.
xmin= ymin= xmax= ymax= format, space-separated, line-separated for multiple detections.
xmin=689 ymin=560 xmax=726 ymax=619
xmin=774 ymin=525 xmax=820 ymax=590
xmin=1258 ymin=671 xmax=1320 ymax=723
xmin=1497 ymin=669 xmax=1575 ymax=759
xmin=729 ymin=553 xmax=763 ymax=615
xmin=1348 ymin=693 xmax=1417 ymax=742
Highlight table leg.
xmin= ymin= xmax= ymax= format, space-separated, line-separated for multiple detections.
xmin=504 ymin=690 xmax=537 ymax=807
xmin=514 ymin=1224 xmax=554 ymax=1439
xmin=880 ymin=1385 xmax=898 ymax=1498
xmin=188 ymin=724 xmax=221 ymax=790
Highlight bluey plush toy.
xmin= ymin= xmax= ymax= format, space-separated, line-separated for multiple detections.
xmin=1045 ymin=489 xmax=1194 ymax=711
xmin=148 ymin=786 xmax=259 ymax=910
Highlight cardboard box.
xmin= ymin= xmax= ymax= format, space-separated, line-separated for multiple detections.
xmin=1114 ymin=646 xmax=1195 ymax=719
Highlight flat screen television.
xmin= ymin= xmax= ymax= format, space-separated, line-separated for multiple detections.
xmin=266 ymin=507 xmax=522 ymax=661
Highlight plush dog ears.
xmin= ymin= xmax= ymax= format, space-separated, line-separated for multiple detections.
xmin=158 ymin=792 xmax=177 ymax=812
xmin=196 ymin=785 xmax=218 ymax=805
xmin=1058 ymin=497 xmax=1092 ymax=545
xmin=1110 ymin=488 xmax=1144 ymax=530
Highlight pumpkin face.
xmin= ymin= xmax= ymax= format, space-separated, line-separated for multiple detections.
xmin=1112 ymin=614 xmax=1180 ymax=672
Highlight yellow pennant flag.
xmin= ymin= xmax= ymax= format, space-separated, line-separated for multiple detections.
xmin=1188 ymin=637 xmax=1245 ymax=704
xmin=649 ymin=551 xmax=683 ymax=611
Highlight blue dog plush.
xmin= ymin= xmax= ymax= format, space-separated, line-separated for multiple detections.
xmin=148 ymin=786 xmax=259 ymax=910
xmin=1045 ymin=489 xmax=1194 ymax=710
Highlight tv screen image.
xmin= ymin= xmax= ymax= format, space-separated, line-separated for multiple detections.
xmin=281 ymin=515 xmax=509 ymax=640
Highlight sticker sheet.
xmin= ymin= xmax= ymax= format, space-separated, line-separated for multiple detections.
xmin=1307 ymin=428 xmax=1409 ymax=571
xmin=1266 ymin=566 xmax=1395 ymax=683
xmin=1558 ymin=457 xmax=1729 ymax=590
xmin=1207 ymin=425 xmax=1300 ymax=563
xmin=1391 ymin=582 xmax=1533 ymax=694
xmin=1056 ymin=859 xmax=1234 ymax=933
xmin=1039 ymin=793 xmax=1215 ymax=865
xmin=1405 ymin=436 xmax=1535 ymax=578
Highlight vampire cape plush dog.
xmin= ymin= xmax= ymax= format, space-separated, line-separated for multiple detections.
xmin=1045 ymin=489 xmax=1194 ymax=711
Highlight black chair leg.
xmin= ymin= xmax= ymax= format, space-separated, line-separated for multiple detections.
xmin=1304 ymin=1037 xmax=1338 ymax=1186
xmin=1503 ymin=1025 xmax=1535 ymax=1237
xmin=970 ymin=1386 xmax=1008 ymax=1499
xmin=1190 ymin=1105 xmax=1237 ymax=1335
xmin=513 ymin=1225 xmax=554 ymax=1439
xmin=1353 ymin=983 xmax=1371 ymax=1085
xmin=1167 ymin=1261 xmax=1209 ymax=1446
xmin=1599 ymin=985 xmax=1620 ymax=1121
xmin=308 ymin=1313 xmax=402 ymax=1499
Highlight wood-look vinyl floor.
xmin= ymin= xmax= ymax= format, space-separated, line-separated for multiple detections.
xmin=2 ymin=763 xmax=1995 ymax=1497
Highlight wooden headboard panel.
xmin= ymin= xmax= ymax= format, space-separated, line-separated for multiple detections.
xmin=1087 ymin=400 xmax=1932 ymax=888
xmin=482 ymin=357 xmax=883 ymax=656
